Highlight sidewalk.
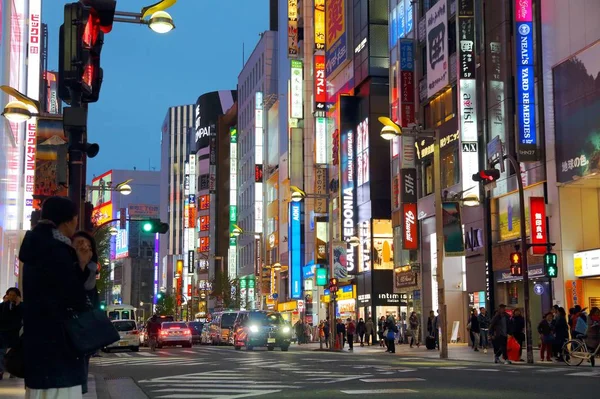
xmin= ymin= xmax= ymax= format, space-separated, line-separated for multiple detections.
xmin=298 ymin=341 xmax=561 ymax=365
xmin=0 ymin=374 xmax=100 ymax=399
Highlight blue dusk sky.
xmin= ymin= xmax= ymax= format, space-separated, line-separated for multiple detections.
xmin=42 ymin=0 xmax=269 ymax=181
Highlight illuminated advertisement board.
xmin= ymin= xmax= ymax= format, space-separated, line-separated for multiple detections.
xmin=153 ymin=233 xmax=159 ymax=305
xmin=288 ymin=0 xmax=298 ymax=56
xmin=514 ymin=0 xmax=538 ymax=162
xmin=290 ymin=60 xmax=303 ymax=119
xmin=34 ymin=118 xmax=68 ymax=210
xmin=325 ymin=0 xmax=348 ymax=76
xmin=340 ymin=126 xmax=355 ymax=274
xmin=356 ymin=118 xmax=369 ymax=187
xmin=315 ymin=117 xmax=328 ymax=164
xmin=255 ymin=93 xmax=263 ymax=233
xmin=45 ymin=71 xmax=60 ymax=114
xmin=229 ymin=127 xmax=238 ymax=279
xmin=314 ymin=55 xmax=326 ymax=110
xmin=314 ymin=0 xmax=325 ymax=51
xmin=426 ymin=0 xmax=448 ymax=98
xmin=91 ymin=170 xmax=113 ymax=208
xmin=289 ymin=202 xmax=302 ymax=299
xmin=114 ymin=209 xmax=129 ymax=259
xmin=93 ymin=203 xmax=113 ymax=228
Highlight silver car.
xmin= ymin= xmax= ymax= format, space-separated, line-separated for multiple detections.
xmin=157 ymin=321 xmax=193 ymax=348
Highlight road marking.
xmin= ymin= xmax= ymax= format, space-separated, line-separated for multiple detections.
xmin=359 ymin=378 xmax=425 ymax=383
xmin=465 ymin=368 xmax=499 ymax=372
xmin=565 ymin=371 xmax=600 ymax=377
xmin=439 ymin=366 xmax=467 ymax=370
xmin=341 ymin=389 xmax=418 ymax=394
xmin=114 ymin=353 xmax=132 ymax=357
xmin=536 ymin=367 xmax=572 ymax=373
xmin=154 ymin=391 xmax=282 ymax=399
xmin=136 ymin=352 xmax=157 ymax=357
xmin=182 ymin=350 xmax=197 ymax=354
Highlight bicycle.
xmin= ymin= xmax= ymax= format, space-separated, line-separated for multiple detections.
xmin=561 ymin=334 xmax=599 ymax=367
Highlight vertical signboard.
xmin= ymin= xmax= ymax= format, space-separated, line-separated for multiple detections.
xmin=458 ymin=0 xmax=479 ymax=199
xmin=289 ymin=202 xmax=302 ymax=299
xmin=314 ymin=167 xmax=327 ymax=213
xmin=442 ymin=202 xmax=465 ymax=256
xmin=402 ymin=202 xmax=418 ymax=250
xmin=340 ymin=127 xmax=355 ymax=273
xmin=255 ymin=92 xmax=264 ymax=233
xmin=45 ymin=71 xmax=61 ymax=114
xmin=315 ymin=117 xmax=328 ymax=164
xmin=325 ymin=0 xmax=347 ymax=77
xmin=288 ymin=0 xmax=298 ymax=56
xmin=529 ymin=197 xmax=547 ymax=255
xmin=229 ymin=127 xmax=238 ymax=279
xmin=314 ymin=0 xmax=325 ymax=51
xmin=23 ymin=0 xmax=42 ymax=227
xmin=290 ymin=60 xmax=303 ymax=119
xmin=514 ymin=0 xmax=538 ymax=161
xmin=153 ymin=233 xmax=159 ymax=305
xmin=399 ymin=40 xmax=416 ymax=128
xmin=314 ymin=55 xmax=326 ymax=110
xmin=426 ymin=0 xmax=448 ymax=98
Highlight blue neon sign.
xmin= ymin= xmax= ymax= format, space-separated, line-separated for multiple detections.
xmin=289 ymin=202 xmax=302 ymax=299
xmin=515 ymin=21 xmax=536 ymax=148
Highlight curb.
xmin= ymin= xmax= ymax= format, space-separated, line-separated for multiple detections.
xmin=94 ymin=374 xmax=111 ymax=399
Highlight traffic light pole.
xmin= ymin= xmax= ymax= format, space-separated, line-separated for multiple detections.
xmin=505 ymin=154 xmax=534 ymax=364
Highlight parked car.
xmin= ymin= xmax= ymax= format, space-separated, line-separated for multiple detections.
xmin=187 ymin=321 xmax=204 ymax=345
xmin=157 ymin=321 xmax=193 ymax=348
xmin=105 ymin=320 xmax=140 ymax=352
xmin=233 ymin=310 xmax=292 ymax=351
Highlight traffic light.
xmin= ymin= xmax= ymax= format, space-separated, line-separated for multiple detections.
xmin=328 ymin=278 xmax=339 ymax=293
xmin=544 ymin=252 xmax=558 ymax=278
xmin=510 ymin=252 xmax=522 ymax=276
xmin=99 ymin=301 xmax=106 ymax=310
xmin=141 ymin=219 xmax=169 ymax=234
xmin=59 ymin=1 xmax=116 ymax=104
xmin=472 ymin=169 xmax=501 ymax=184
xmin=156 ymin=292 xmax=163 ymax=300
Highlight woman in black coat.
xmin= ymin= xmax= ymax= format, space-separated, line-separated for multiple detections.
xmin=20 ymin=196 xmax=92 ymax=397
xmin=553 ymin=307 xmax=570 ymax=361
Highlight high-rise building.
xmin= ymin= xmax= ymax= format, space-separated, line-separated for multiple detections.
xmin=160 ymin=105 xmax=195 ymax=293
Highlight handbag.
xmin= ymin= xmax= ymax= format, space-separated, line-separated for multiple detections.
xmin=63 ymin=308 xmax=119 ymax=356
xmin=3 ymin=336 xmax=25 ymax=378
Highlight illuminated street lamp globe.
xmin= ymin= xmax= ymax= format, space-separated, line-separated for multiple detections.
xmin=116 ymin=184 xmax=132 ymax=196
xmin=109 ymin=227 xmax=118 ymax=236
xmin=380 ymin=124 xmax=400 ymax=141
xmin=2 ymin=100 xmax=33 ymax=123
xmin=148 ymin=11 xmax=175 ymax=33
xmin=347 ymin=236 xmax=360 ymax=247
xmin=272 ymin=262 xmax=282 ymax=271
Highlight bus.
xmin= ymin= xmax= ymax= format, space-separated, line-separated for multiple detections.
xmin=106 ymin=304 xmax=136 ymax=321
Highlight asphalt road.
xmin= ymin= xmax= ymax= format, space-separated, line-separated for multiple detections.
xmin=90 ymin=345 xmax=600 ymax=399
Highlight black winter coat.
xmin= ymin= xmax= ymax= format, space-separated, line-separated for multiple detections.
xmin=19 ymin=224 xmax=89 ymax=390
xmin=0 ymin=301 xmax=23 ymax=348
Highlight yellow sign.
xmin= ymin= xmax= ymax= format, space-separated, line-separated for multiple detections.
xmin=92 ymin=203 xmax=112 ymax=226
xmin=325 ymin=0 xmax=345 ymax=52
xmin=314 ymin=0 xmax=325 ymax=51
xmin=322 ymin=285 xmax=355 ymax=303
xmin=277 ymin=301 xmax=297 ymax=312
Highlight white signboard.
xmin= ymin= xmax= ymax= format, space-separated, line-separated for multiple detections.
xmin=574 ymin=249 xmax=600 ymax=278
xmin=459 ymin=79 xmax=479 ymax=198
xmin=290 ymin=60 xmax=303 ymax=119
xmin=426 ymin=0 xmax=448 ymax=98
xmin=315 ymin=117 xmax=327 ymax=164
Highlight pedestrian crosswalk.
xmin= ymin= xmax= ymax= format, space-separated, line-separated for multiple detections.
xmin=90 ymin=349 xmax=214 ymax=368
xmin=138 ymin=369 xmax=301 ymax=398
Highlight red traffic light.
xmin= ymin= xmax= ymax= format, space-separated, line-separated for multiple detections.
xmin=472 ymin=169 xmax=501 ymax=183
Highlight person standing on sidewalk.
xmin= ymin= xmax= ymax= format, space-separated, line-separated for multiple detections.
xmin=509 ymin=308 xmax=525 ymax=361
xmin=537 ymin=312 xmax=555 ymax=362
xmin=356 ymin=318 xmax=366 ymax=347
xmin=469 ymin=308 xmax=480 ymax=352
xmin=489 ymin=304 xmax=511 ymax=364
xmin=365 ymin=317 xmax=374 ymax=346
xmin=346 ymin=318 xmax=356 ymax=351
xmin=0 ymin=288 xmax=23 ymax=380
xmin=336 ymin=318 xmax=346 ymax=349
xmin=552 ymin=307 xmax=569 ymax=361
xmin=408 ymin=312 xmax=420 ymax=348
xmin=478 ymin=307 xmax=491 ymax=353
xmin=323 ymin=319 xmax=330 ymax=348
xmin=378 ymin=316 xmax=386 ymax=348
xmin=427 ymin=311 xmax=439 ymax=350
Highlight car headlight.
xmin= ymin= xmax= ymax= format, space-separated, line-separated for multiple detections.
xmin=249 ymin=325 xmax=259 ymax=333
xmin=282 ymin=326 xmax=291 ymax=334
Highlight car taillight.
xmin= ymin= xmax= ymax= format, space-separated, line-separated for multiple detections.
xmin=160 ymin=330 xmax=168 ymax=336
xmin=184 ymin=329 xmax=191 ymax=335
xmin=131 ymin=330 xmax=139 ymax=335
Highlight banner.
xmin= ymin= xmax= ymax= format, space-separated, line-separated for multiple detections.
xmin=314 ymin=0 xmax=325 ymax=51
xmin=442 ymin=202 xmax=465 ymax=256
xmin=325 ymin=0 xmax=348 ymax=77
xmin=426 ymin=0 xmax=448 ymax=98
xmin=402 ymin=202 xmax=418 ymax=250
xmin=314 ymin=54 xmax=326 ymax=110
xmin=290 ymin=60 xmax=303 ymax=118
xmin=288 ymin=0 xmax=298 ymax=56
xmin=529 ymin=197 xmax=547 ymax=255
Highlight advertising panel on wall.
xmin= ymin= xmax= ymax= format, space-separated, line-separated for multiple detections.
xmin=528 ymin=196 xmax=547 ymax=256
xmin=289 ymin=202 xmax=302 ymax=299
xmin=114 ymin=209 xmax=129 ymax=259
xmin=325 ymin=0 xmax=348 ymax=77
xmin=314 ymin=166 xmax=327 ymax=213
xmin=553 ymin=41 xmax=600 ymax=183
xmin=255 ymin=92 xmax=264 ymax=233
xmin=290 ymin=60 xmax=303 ymax=119
xmin=497 ymin=183 xmax=543 ymax=241
xmin=442 ymin=202 xmax=465 ymax=256
xmin=426 ymin=0 xmax=448 ymax=98
xmin=44 ymin=71 xmax=61 ymax=114
xmin=91 ymin=170 xmax=113 ymax=208
xmin=402 ymin=202 xmax=418 ymax=250
xmin=229 ymin=127 xmax=238 ymax=279
xmin=194 ymin=91 xmax=236 ymax=151
xmin=288 ymin=0 xmax=299 ymax=56
xmin=33 ymin=119 xmax=68 ymax=210
xmin=332 ymin=241 xmax=348 ymax=279
xmin=514 ymin=0 xmax=538 ymax=162
xmin=315 ymin=117 xmax=328 ymax=164
xmin=315 ymin=216 xmax=328 ymax=264
xmin=340 ymin=109 xmax=356 ymax=274
xmin=314 ymin=55 xmax=326 ymax=110
xmin=314 ymin=0 xmax=325 ymax=51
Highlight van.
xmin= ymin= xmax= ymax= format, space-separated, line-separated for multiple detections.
xmin=209 ymin=311 xmax=238 ymax=345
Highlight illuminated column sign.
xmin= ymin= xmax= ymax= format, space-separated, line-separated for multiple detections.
xmin=290 ymin=60 xmax=303 ymax=119
xmin=183 ymin=161 xmax=190 ymax=297
xmin=289 ymin=202 xmax=302 ymax=299
xmin=340 ymin=128 xmax=355 ymax=274
xmin=24 ymin=0 xmax=42 ymax=227
xmin=229 ymin=127 xmax=238 ymax=279
xmin=514 ymin=0 xmax=538 ymax=162
xmin=314 ymin=0 xmax=325 ymax=51
xmin=153 ymin=233 xmax=159 ymax=305
xmin=457 ymin=1 xmax=479 ymax=199
xmin=255 ymin=92 xmax=263 ymax=234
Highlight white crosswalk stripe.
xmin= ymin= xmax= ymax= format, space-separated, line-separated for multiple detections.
xmin=91 ymin=352 xmax=213 ymax=368
xmin=139 ymin=369 xmax=301 ymax=398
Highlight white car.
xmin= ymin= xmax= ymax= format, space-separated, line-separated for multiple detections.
xmin=105 ymin=320 xmax=140 ymax=352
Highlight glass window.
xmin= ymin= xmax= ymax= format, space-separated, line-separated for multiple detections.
xmin=221 ymin=313 xmax=237 ymax=327
xmin=440 ymin=148 xmax=459 ymax=189
xmin=113 ymin=321 xmax=136 ymax=331
xmin=248 ymin=311 xmax=284 ymax=325
xmin=422 ymin=160 xmax=433 ymax=196
xmin=163 ymin=322 xmax=188 ymax=329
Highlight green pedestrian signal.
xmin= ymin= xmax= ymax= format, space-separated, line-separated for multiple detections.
xmin=544 ymin=252 xmax=558 ymax=278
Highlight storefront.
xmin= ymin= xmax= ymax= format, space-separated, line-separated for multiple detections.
xmin=277 ymin=300 xmax=300 ymax=325
xmin=323 ymin=285 xmax=356 ymax=321
xmin=571 ymin=249 xmax=600 ymax=309
xmin=395 ymin=268 xmax=419 ymax=329
xmin=494 ymin=263 xmax=551 ymax=326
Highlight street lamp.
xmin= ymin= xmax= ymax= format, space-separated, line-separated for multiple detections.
xmin=113 ymin=0 xmax=177 ymax=33
xmin=0 ymin=85 xmax=40 ymax=123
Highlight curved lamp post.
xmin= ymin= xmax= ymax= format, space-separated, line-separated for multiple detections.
xmin=114 ymin=0 xmax=177 ymax=33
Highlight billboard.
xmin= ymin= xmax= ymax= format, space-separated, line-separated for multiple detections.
xmin=194 ymin=90 xmax=236 ymax=151
xmin=315 ymin=117 xmax=328 ymax=164
xmin=128 ymin=204 xmax=159 ymax=218
xmin=114 ymin=209 xmax=129 ymax=259
xmin=288 ymin=0 xmax=298 ymax=56
xmin=314 ymin=0 xmax=325 ymax=51
xmin=33 ymin=118 xmax=68 ymax=210
xmin=290 ymin=60 xmax=303 ymax=119
xmin=229 ymin=127 xmax=238 ymax=279
xmin=314 ymin=55 xmax=326 ymax=110
xmin=93 ymin=203 xmax=113 ymax=226
xmin=325 ymin=0 xmax=347 ymax=77
xmin=514 ymin=0 xmax=538 ymax=162
xmin=442 ymin=201 xmax=465 ymax=256
xmin=91 ymin=170 xmax=113 ymax=208
xmin=426 ymin=0 xmax=448 ymax=98
xmin=44 ymin=71 xmax=61 ymax=114
xmin=553 ymin=41 xmax=600 ymax=183
xmin=289 ymin=201 xmax=302 ymax=299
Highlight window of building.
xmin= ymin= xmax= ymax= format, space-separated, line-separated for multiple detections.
xmin=424 ymin=87 xmax=456 ymax=128
xmin=422 ymin=159 xmax=433 ymax=196
xmin=440 ymin=148 xmax=459 ymax=189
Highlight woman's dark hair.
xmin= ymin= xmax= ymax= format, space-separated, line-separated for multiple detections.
xmin=41 ymin=196 xmax=77 ymax=226
xmin=558 ymin=307 xmax=567 ymax=318
xmin=73 ymin=231 xmax=99 ymax=263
